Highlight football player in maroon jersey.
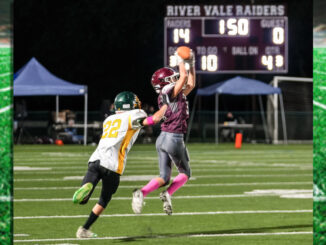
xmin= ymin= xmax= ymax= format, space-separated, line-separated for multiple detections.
xmin=132 ymin=50 xmax=196 ymax=215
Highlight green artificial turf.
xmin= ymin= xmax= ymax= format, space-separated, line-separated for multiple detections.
xmin=13 ymin=144 xmax=312 ymax=244
xmin=0 ymin=46 xmax=12 ymax=245
xmin=313 ymin=47 xmax=326 ymax=244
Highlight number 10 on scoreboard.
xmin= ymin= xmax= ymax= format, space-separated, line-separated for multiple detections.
xmin=164 ymin=4 xmax=288 ymax=73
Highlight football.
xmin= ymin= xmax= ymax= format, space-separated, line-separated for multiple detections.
xmin=176 ymin=46 xmax=191 ymax=60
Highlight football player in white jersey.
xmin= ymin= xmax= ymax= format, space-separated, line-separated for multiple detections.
xmin=73 ymin=91 xmax=167 ymax=238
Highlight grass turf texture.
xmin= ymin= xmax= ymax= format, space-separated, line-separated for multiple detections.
xmin=313 ymin=47 xmax=326 ymax=244
xmin=0 ymin=46 xmax=12 ymax=245
xmin=13 ymin=143 xmax=312 ymax=244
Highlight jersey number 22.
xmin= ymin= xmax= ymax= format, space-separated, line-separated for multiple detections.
xmin=101 ymin=119 xmax=122 ymax=139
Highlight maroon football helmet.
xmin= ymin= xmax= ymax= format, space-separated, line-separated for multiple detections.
xmin=151 ymin=67 xmax=180 ymax=94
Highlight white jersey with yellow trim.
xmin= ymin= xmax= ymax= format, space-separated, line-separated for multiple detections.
xmin=89 ymin=109 xmax=147 ymax=175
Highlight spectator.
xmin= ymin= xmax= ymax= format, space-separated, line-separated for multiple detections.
xmin=221 ymin=112 xmax=238 ymax=142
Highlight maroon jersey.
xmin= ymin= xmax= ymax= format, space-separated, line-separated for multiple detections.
xmin=158 ymin=84 xmax=189 ymax=134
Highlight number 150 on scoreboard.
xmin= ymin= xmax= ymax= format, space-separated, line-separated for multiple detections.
xmin=164 ymin=4 xmax=288 ymax=74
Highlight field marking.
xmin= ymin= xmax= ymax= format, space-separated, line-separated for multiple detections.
xmin=13 ymin=163 xmax=312 ymax=169
xmin=0 ymin=104 xmax=12 ymax=114
xmin=0 ymin=196 xmax=12 ymax=202
xmin=13 ymin=173 xmax=312 ymax=182
xmin=0 ymin=86 xmax=11 ymax=92
xmin=0 ymin=72 xmax=11 ymax=77
xmin=13 ymin=161 xmax=312 ymax=168
xmin=13 ymin=231 xmax=312 ymax=243
xmin=14 ymin=209 xmax=312 ymax=219
xmin=314 ymin=100 xmax=326 ymax=110
xmin=14 ymin=166 xmax=52 ymax=171
xmin=13 ymin=191 xmax=312 ymax=202
xmin=14 ymin=181 xmax=312 ymax=191
xmin=41 ymin=152 xmax=90 ymax=157
xmin=13 ymin=167 xmax=312 ymax=174
xmin=245 ymin=189 xmax=312 ymax=199
xmin=14 ymin=234 xmax=29 ymax=237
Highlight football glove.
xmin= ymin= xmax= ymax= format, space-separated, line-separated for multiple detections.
xmin=132 ymin=116 xmax=146 ymax=129
xmin=185 ymin=49 xmax=195 ymax=67
xmin=174 ymin=51 xmax=184 ymax=65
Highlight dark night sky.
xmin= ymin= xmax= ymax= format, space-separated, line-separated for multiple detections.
xmin=13 ymin=0 xmax=312 ymax=113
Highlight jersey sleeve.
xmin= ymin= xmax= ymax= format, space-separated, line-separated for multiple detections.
xmin=159 ymin=83 xmax=175 ymax=108
xmin=130 ymin=109 xmax=147 ymax=129
xmin=162 ymin=83 xmax=175 ymax=96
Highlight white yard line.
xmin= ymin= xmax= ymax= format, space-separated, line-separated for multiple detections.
xmin=0 ymin=196 xmax=12 ymax=202
xmin=13 ymin=173 xmax=312 ymax=182
xmin=0 ymin=86 xmax=11 ymax=92
xmin=0 ymin=72 xmax=11 ymax=77
xmin=13 ymin=231 xmax=312 ymax=243
xmin=14 ymin=181 xmax=312 ymax=191
xmin=14 ymin=209 xmax=312 ymax=219
xmin=314 ymin=100 xmax=326 ymax=110
xmin=0 ymin=104 xmax=12 ymax=114
xmin=13 ymin=192 xmax=312 ymax=202
xmin=13 ymin=168 xmax=312 ymax=174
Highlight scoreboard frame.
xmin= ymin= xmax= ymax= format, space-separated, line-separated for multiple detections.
xmin=164 ymin=4 xmax=288 ymax=74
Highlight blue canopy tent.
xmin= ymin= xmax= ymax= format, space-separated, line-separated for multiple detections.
xmin=14 ymin=57 xmax=89 ymax=145
xmin=186 ymin=76 xmax=287 ymax=144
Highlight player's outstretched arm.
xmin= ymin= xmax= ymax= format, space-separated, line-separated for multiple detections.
xmin=142 ymin=104 xmax=168 ymax=126
xmin=171 ymin=59 xmax=188 ymax=99
xmin=183 ymin=59 xmax=196 ymax=96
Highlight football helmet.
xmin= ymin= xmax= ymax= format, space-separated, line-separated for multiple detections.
xmin=151 ymin=67 xmax=180 ymax=94
xmin=114 ymin=91 xmax=141 ymax=111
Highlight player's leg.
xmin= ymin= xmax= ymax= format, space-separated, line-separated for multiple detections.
xmin=75 ymin=161 xmax=103 ymax=238
xmin=77 ymin=166 xmax=120 ymax=238
xmin=159 ymin=133 xmax=191 ymax=215
xmin=167 ymin=140 xmax=191 ymax=196
xmin=132 ymin=132 xmax=172 ymax=214
xmin=73 ymin=160 xmax=101 ymax=204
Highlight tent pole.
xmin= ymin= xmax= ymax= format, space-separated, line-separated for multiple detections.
xmin=186 ymin=95 xmax=198 ymax=144
xmin=56 ymin=95 xmax=59 ymax=123
xmin=279 ymin=93 xmax=288 ymax=144
xmin=84 ymin=93 xmax=88 ymax=146
xmin=215 ymin=94 xmax=219 ymax=144
xmin=273 ymin=77 xmax=278 ymax=144
xmin=258 ymin=95 xmax=269 ymax=143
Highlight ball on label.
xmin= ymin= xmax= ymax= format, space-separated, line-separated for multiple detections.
xmin=176 ymin=46 xmax=191 ymax=60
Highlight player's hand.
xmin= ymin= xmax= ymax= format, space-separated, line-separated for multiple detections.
xmin=174 ymin=51 xmax=184 ymax=65
xmin=185 ymin=49 xmax=195 ymax=67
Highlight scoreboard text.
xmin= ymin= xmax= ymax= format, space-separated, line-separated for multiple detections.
xmin=164 ymin=4 xmax=288 ymax=73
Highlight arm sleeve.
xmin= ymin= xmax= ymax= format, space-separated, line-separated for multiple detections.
xmin=130 ymin=109 xmax=147 ymax=129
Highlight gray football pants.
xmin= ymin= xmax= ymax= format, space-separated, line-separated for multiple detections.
xmin=155 ymin=131 xmax=191 ymax=185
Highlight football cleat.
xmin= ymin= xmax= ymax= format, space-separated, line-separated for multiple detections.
xmin=73 ymin=183 xmax=93 ymax=204
xmin=76 ymin=226 xmax=97 ymax=238
xmin=132 ymin=189 xmax=144 ymax=214
xmin=160 ymin=190 xmax=172 ymax=215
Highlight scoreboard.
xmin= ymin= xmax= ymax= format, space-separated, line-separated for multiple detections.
xmin=164 ymin=4 xmax=288 ymax=73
